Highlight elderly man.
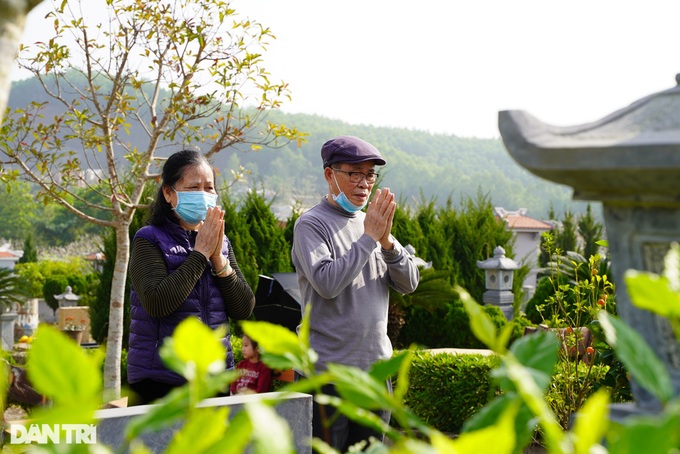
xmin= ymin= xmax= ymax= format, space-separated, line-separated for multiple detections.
xmin=291 ymin=135 xmax=419 ymax=450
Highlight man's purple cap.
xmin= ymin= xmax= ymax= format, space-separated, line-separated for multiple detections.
xmin=321 ymin=136 xmax=386 ymax=168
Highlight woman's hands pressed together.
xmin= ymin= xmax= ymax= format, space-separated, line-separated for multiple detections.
xmin=194 ymin=206 xmax=233 ymax=276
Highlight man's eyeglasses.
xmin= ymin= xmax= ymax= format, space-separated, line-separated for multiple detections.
xmin=332 ymin=168 xmax=379 ymax=184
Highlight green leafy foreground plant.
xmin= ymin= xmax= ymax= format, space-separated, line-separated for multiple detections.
xmin=8 ymin=307 xmax=474 ymax=453
xmin=11 ymin=243 xmax=680 ymax=453
xmin=528 ymin=234 xmax=619 ymax=429
xmin=456 ymin=242 xmax=680 ymax=453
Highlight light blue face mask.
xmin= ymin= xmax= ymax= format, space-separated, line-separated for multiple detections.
xmin=172 ymin=188 xmax=218 ymax=225
xmin=331 ymin=173 xmax=367 ymax=213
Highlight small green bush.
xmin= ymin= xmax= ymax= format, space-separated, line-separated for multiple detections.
xmin=399 ymin=300 xmax=508 ymax=349
xmin=231 ymin=335 xmax=243 ymax=363
xmin=545 ymin=359 xmax=610 ymax=430
xmin=401 ymin=350 xmax=501 ymax=433
xmin=43 ymin=276 xmax=69 ymax=314
xmin=524 ymin=275 xmax=575 ymax=324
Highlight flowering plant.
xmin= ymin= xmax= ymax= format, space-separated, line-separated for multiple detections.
xmin=63 ymin=316 xmax=87 ymax=331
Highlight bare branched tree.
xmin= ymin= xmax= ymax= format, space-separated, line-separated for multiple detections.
xmin=0 ymin=0 xmax=305 ymax=398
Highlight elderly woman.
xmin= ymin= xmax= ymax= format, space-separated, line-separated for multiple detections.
xmin=127 ymin=149 xmax=255 ymax=404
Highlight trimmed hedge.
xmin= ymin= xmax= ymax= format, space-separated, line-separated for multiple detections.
xmin=401 ymin=350 xmax=501 ymax=433
xmin=399 ymin=301 xmax=508 ymax=349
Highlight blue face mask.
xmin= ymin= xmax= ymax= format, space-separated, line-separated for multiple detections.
xmin=172 ymin=189 xmax=218 ymax=225
xmin=331 ymin=173 xmax=367 ymax=213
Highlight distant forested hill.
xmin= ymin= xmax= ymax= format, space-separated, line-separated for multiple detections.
xmin=7 ymin=77 xmax=594 ymax=220
xmin=210 ymin=111 xmax=593 ymax=219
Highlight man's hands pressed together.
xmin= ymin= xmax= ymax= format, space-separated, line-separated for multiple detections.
xmin=364 ymin=188 xmax=396 ymax=250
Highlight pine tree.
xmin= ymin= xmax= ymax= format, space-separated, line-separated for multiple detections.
xmin=446 ymin=191 xmax=514 ymax=303
xmin=556 ymin=210 xmax=578 ymax=253
xmin=221 ymin=191 xmax=259 ymax=289
xmin=415 ymin=197 xmax=448 ymax=271
xmin=18 ymin=233 xmax=38 ymax=264
xmin=241 ymin=190 xmax=292 ymax=277
xmin=578 ymin=204 xmax=603 ymax=259
xmin=391 ymin=202 xmax=425 ymax=257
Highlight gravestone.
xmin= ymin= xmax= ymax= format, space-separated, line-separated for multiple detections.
xmin=96 ymin=392 xmax=312 ymax=453
xmin=498 ymin=74 xmax=680 ymax=417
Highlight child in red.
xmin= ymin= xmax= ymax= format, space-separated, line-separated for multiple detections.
xmin=230 ymin=334 xmax=272 ymax=395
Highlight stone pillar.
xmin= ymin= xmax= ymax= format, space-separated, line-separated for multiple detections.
xmin=15 ymin=298 xmax=39 ymax=337
xmin=0 ymin=311 xmax=17 ymax=350
xmin=499 ymin=74 xmax=680 ymax=415
xmin=601 ymin=206 xmax=680 ymax=413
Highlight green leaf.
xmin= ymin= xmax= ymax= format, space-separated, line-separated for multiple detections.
xmin=461 ymin=393 xmax=536 ymax=452
xmin=206 ymin=410 xmax=252 ymax=454
xmin=242 ymin=320 xmax=304 ymax=358
xmin=625 ymin=270 xmax=680 ymax=318
xmin=368 ymin=350 xmax=411 ymax=383
xmin=166 ymin=407 xmax=229 ymax=454
xmin=391 ymin=349 xmax=414 ymax=402
xmin=511 ymin=331 xmax=558 ymax=387
xmin=315 ymin=393 xmax=394 ymax=439
xmin=27 ymin=324 xmax=102 ymax=407
xmin=161 ymin=317 xmax=226 ymax=379
xmin=496 ymin=323 xmax=515 ymax=353
xmin=572 ymin=389 xmax=609 ymax=454
xmin=606 ymin=409 xmax=680 ymax=454
xmin=494 ymin=331 xmax=558 ymax=393
xmin=457 ymin=286 xmax=497 ymax=351
xmin=125 ymin=386 xmax=191 ymax=441
xmin=598 ymin=312 xmax=674 ymax=404
xmin=329 ymin=364 xmax=394 ymax=411
xmin=246 ymin=401 xmax=295 ymax=454
xmin=451 ymin=400 xmax=518 ymax=454
xmin=125 ymin=371 xmax=234 ymax=442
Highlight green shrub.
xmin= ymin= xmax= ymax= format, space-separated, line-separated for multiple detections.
xmin=545 ymin=359 xmax=610 ymax=430
xmin=43 ymin=275 xmax=69 ymax=314
xmin=231 ymin=335 xmax=243 ymax=364
xmin=401 ymin=350 xmax=501 ymax=433
xmin=525 ymin=274 xmax=583 ymax=325
xmin=399 ymin=300 xmax=508 ymax=349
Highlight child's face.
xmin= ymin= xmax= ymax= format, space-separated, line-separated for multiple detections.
xmin=241 ymin=336 xmax=258 ymax=361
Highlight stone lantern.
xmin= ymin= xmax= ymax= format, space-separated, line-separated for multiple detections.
xmin=54 ymin=285 xmax=80 ymax=308
xmin=477 ymin=246 xmax=518 ymax=320
xmin=499 ymin=73 xmax=680 ymax=419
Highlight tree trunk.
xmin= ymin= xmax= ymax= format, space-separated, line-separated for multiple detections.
xmin=0 ymin=1 xmax=43 ymax=120
xmin=103 ymin=221 xmax=131 ymax=400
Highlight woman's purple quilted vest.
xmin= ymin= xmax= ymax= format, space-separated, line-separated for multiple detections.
xmin=127 ymin=221 xmax=233 ymax=386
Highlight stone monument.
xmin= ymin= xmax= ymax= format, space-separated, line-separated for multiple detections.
xmin=498 ymin=74 xmax=680 ymax=416
xmin=477 ymin=246 xmax=518 ymax=320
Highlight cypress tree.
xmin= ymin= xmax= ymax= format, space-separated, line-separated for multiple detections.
xmin=556 ymin=210 xmax=578 ymax=253
xmin=391 ymin=202 xmax=425 ymax=258
xmin=18 ymin=233 xmax=38 ymax=263
xmin=415 ymin=197 xmax=448 ymax=271
xmin=446 ymin=191 xmax=514 ymax=303
xmin=241 ymin=190 xmax=292 ymax=277
xmin=221 ymin=190 xmax=259 ymax=289
xmin=578 ymin=204 xmax=603 ymax=259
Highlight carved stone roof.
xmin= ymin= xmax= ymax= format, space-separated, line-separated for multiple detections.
xmin=498 ymin=75 xmax=680 ymax=206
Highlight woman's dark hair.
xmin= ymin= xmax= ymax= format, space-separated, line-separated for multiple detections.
xmin=148 ymin=149 xmax=212 ymax=226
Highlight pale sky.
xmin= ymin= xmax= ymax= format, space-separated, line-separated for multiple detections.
xmin=18 ymin=0 xmax=680 ymax=139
